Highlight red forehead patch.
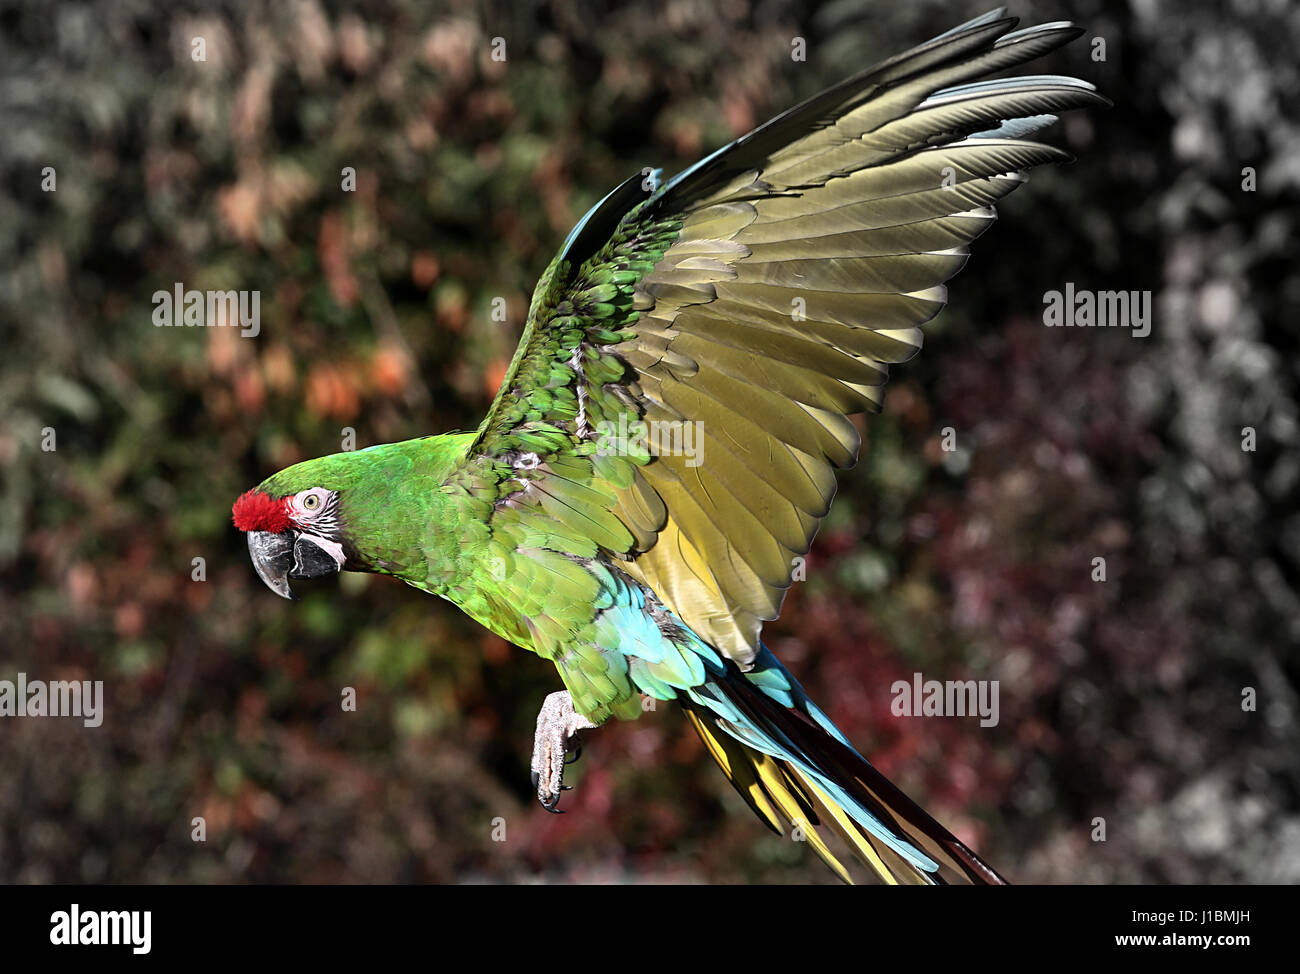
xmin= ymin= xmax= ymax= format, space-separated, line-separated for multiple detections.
xmin=232 ymin=490 xmax=292 ymax=534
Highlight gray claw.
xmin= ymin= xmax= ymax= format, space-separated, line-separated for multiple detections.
xmin=530 ymin=691 xmax=598 ymax=815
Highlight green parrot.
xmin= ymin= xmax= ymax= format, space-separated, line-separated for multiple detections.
xmin=233 ymin=8 xmax=1102 ymax=884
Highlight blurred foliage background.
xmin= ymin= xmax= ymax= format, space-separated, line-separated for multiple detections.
xmin=1 ymin=0 xmax=1297 ymax=883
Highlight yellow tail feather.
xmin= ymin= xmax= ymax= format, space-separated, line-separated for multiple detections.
xmin=681 ymin=698 xmax=1005 ymax=884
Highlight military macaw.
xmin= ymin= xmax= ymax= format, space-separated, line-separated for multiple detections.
xmin=233 ymin=8 xmax=1102 ymax=884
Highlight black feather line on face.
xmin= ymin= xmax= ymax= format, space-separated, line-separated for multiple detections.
xmin=293 ymin=489 xmax=343 ymax=537
xmin=303 ymin=491 xmax=370 ymax=572
xmin=313 ymin=491 xmax=343 ymax=536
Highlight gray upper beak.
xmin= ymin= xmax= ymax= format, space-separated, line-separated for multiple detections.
xmin=247 ymin=530 xmax=298 ymax=600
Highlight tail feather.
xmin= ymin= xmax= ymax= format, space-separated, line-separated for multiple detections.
xmin=683 ymin=705 xmax=855 ymax=883
xmin=680 ymin=667 xmax=1007 ymax=885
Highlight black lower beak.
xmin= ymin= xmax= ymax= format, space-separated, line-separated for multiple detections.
xmin=291 ymin=535 xmax=342 ymax=580
xmin=247 ymin=531 xmax=341 ymax=600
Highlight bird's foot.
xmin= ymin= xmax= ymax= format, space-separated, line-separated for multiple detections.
xmin=530 ymin=691 xmax=597 ymax=813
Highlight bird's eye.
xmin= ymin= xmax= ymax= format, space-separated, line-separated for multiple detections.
xmin=302 ymin=494 xmax=321 ymax=511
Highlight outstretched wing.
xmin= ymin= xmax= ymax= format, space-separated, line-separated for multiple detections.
xmin=452 ymin=10 xmax=1105 ymax=665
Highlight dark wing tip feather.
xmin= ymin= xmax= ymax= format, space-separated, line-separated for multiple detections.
xmin=560 ymin=168 xmax=662 ymax=267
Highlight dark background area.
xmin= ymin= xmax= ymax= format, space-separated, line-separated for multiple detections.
xmin=0 ymin=0 xmax=1296 ymax=883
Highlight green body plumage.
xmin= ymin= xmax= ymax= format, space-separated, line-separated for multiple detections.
xmin=237 ymin=9 xmax=1103 ymax=883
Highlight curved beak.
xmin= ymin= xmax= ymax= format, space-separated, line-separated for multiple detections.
xmin=247 ymin=531 xmax=297 ymax=600
xmin=247 ymin=531 xmax=342 ymax=600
